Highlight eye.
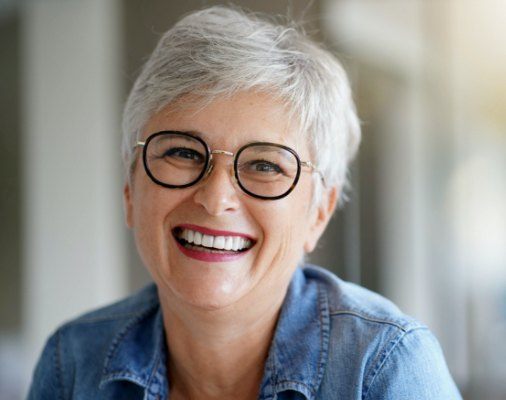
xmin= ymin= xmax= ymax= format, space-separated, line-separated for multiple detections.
xmin=245 ymin=160 xmax=283 ymax=174
xmin=163 ymin=147 xmax=205 ymax=163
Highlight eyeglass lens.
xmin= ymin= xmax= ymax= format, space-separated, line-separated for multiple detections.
xmin=143 ymin=132 xmax=300 ymax=199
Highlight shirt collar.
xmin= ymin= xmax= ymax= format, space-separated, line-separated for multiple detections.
xmin=98 ymin=268 xmax=330 ymax=400
xmin=99 ymin=288 xmax=168 ymax=397
xmin=260 ymin=267 xmax=331 ymax=400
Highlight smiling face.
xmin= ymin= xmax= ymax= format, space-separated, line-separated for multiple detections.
xmin=124 ymin=91 xmax=336 ymax=312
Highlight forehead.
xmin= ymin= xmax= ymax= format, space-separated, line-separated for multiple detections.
xmin=142 ymin=91 xmax=307 ymax=152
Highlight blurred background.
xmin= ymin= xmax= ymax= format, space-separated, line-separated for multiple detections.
xmin=1 ymin=0 xmax=505 ymax=399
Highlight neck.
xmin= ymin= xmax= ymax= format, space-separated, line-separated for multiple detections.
xmin=159 ymin=287 xmax=287 ymax=400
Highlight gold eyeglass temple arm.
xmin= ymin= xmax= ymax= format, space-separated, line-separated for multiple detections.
xmin=301 ymin=161 xmax=326 ymax=187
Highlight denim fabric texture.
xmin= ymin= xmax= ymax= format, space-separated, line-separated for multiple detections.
xmin=28 ymin=265 xmax=462 ymax=399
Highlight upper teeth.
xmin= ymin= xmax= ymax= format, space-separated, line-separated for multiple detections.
xmin=179 ymin=228 xmax=252 ymax=251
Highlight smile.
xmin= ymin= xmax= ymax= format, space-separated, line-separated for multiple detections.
xmin=172 ymin=225 xmax=255 ymax=261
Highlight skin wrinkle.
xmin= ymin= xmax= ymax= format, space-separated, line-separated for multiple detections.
xmin=167 ymin=308 xmax=273 ymax=399
xmin=122 ymin=7 xmax=361 ymax=211
xmin=124 ymin=91 xmax=336 ymax=399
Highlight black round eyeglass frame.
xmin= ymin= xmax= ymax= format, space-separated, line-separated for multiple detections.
xmin=134 ymin=130 xmax=323 ymax=201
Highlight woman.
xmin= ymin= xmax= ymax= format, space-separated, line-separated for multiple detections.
xmin=28 ymin=6 xmax=462 ymax=399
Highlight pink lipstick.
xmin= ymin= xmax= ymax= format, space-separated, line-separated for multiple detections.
xmin=175 ymin=240 xmax=249 ymax=262
xmin=173 ymin=224 xmax=255 ymax=262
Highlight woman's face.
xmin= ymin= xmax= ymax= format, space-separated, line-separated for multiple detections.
xmin=124 ymin=91 xmax=335 ymax=311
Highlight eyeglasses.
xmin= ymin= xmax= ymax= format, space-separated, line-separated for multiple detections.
xmin=135 ymin=131 xmax=323 ymax=200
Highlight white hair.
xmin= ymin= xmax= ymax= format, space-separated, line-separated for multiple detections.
xmin=122 ymin=5 xmax=361 ymax=206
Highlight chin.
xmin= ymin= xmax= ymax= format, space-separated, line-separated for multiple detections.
xmin=165 ymin=272 xmax=251 ymax=311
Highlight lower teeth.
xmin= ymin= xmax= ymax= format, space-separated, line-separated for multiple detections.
xmin=184 ymin=243 xmax=238 ymax=253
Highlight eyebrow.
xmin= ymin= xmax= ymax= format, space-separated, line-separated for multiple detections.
xmin=176 ymin=129 xmax=208 ymax=140
xmin=157 ymin=129 xmax=293 ymax=150
xmin=165 ymin=130 xmax=202 ymax=142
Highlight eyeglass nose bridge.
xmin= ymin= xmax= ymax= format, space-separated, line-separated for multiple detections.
xmin=211 ymin=149 xmax=234 ymax=157
xmin=203 ymin=149 xmax=237 ymax=182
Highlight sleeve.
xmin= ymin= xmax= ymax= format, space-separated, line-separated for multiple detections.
xmin=364 ymin=327 xmax=463 ymax=400
xmin=27 ymin=331 xmax=66 ymax=400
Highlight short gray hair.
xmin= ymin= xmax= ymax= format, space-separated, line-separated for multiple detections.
xmin=122 ymin=5 xmax=361 ymax=205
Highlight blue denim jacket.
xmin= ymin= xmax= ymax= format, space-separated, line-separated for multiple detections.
xmin=28 ymin=265 xmax=462 ymax=399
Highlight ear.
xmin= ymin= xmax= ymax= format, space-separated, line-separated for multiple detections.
xmin=123 ymin=182 xmax=134 ymax=228
xmin=304 ymin=186 xmax=338 ymax=253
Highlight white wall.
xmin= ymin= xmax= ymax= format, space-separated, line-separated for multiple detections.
xmin=21 ymin=0 xmax=127 ymax=392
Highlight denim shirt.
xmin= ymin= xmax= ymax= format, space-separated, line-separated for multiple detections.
xmin=28 ymin=265 xmax=462 ymax=399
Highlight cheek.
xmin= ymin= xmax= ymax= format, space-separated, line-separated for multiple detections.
xmin=132 ymin=207 xmax=166 ymax=274
xmin=258 ymin=196 xmax=310 ymax=264
xmin=282 ymin=191 xmax=314 ymax=251
xmin=130 ymin=187 xmax=177 ymax=271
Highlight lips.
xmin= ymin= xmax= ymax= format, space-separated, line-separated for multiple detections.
xmin=172 ymin=224 xmax=256 ymax=261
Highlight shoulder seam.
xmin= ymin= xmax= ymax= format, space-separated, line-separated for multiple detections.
xmin=362 ymin=326 xmax=429 ymax=400
xmin=329 ymin=310 xmax=420 ymax=332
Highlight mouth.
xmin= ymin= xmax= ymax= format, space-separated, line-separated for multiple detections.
xmin=172 ymin=225 xmax=255 ymax=255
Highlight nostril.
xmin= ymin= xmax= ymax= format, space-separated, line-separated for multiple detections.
xmin=192 ymin=166 xmax=241 ymax=215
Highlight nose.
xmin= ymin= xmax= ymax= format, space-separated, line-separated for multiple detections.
xmin=193 ymin=158 xmax=240 ymax=216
